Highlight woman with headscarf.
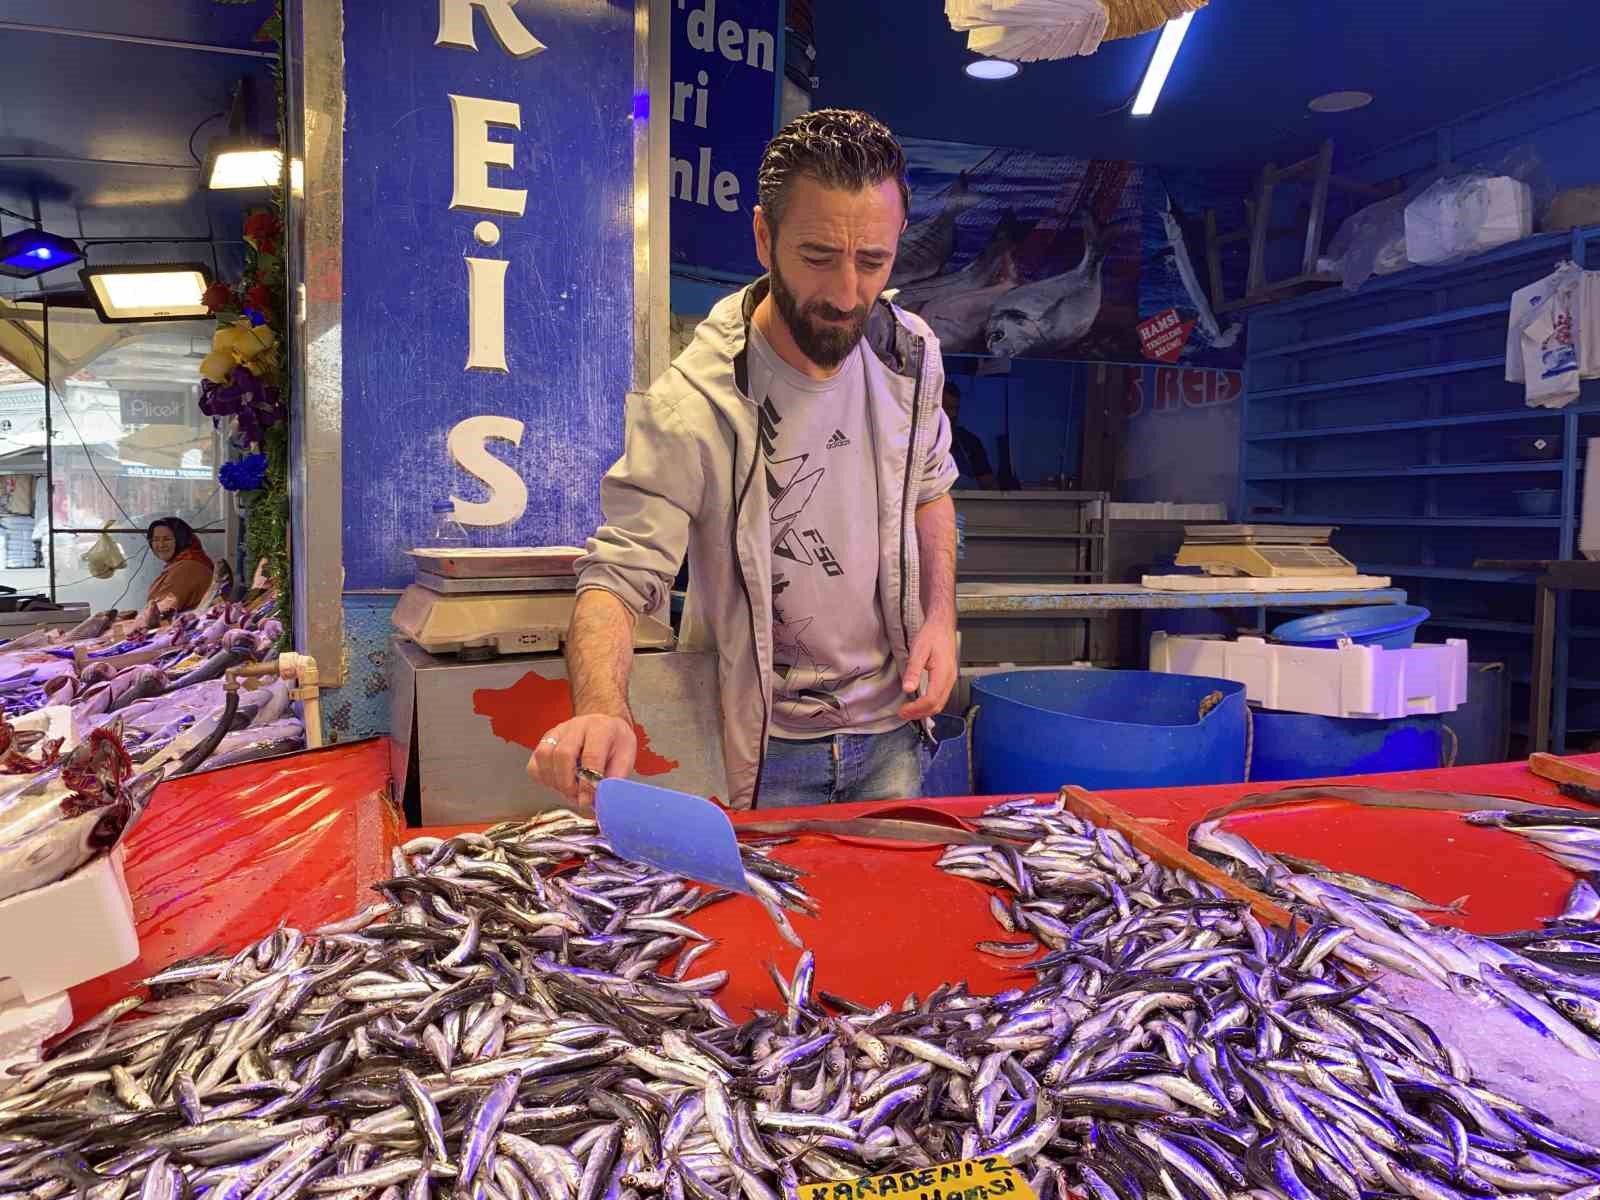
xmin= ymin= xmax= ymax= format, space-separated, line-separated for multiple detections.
xmin=145 ymin=517 xmax=214 ymax=611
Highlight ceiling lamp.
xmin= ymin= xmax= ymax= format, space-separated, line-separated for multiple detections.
xmin=202 ymin=77 xmax=281 ymax=191
xmin=1309 ymin=90 xmax=1375 ymax=113
xmin=965 ymin=58 xmax=1021 ymax=79
xmin=945 ymin=0 xmax=1206 ymax=63
xmin=80 ymin=263 xmax=213 ymax=323
xmin=0 ymin=228 xmax=84 ymax=279
xmin=1131 ymin=11 xmax=1195 ymax=116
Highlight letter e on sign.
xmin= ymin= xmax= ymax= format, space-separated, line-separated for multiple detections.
xmin=436 ymin=0 xmax=546 ymax=57
xmin=448 ymin=415 xmax=529 ymax=526
xmin=449 ymin=95 xmax=528 ymax=217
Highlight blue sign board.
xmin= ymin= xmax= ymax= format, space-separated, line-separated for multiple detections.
xmin=341 ymin=1 xmax=637 ymax=590
xmin=669 ymin=0 xmax=782 ymax=279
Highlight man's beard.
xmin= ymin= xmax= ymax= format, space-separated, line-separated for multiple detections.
xmin=770 ymin=261 xmax=868 ymax=370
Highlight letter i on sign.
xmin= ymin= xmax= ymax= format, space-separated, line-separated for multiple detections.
xmin=438 ymin=0 xmax=546 ymax=373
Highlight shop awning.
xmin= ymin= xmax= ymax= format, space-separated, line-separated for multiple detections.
xmin=0 ymin=302 xmax=133 ymax=389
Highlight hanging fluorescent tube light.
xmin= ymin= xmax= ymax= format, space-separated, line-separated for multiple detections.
xmin=1131 ymin=11 xmax=1194 ymax=117
xmin=0 ymin=228 xmax=83 ymax=278
xmin=80 ymin=263 xmax=213 ymax=323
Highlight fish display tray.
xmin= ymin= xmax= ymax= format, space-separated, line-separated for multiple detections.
xmin=0 ymin=846 xmax=137 ymax=1004
xmin=1149 ymin=632 xmax=1469 ymax=720
xmin=407 ymin=546 xmax=583 ymax=580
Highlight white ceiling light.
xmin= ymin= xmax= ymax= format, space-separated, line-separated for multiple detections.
xmin=1131 ymin=11 xmax=1195 ymax=117
xmin=80 ymin=264 xmax=213 ymax=323
xmin=1309 ymin=90 xmax=1374 ymax=113
xmin=965 ymin=58 xmax=1020 ymax=80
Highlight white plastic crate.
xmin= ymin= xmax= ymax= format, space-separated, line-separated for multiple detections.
xmin=1149 ymin=632 xmax=1469 ymax=720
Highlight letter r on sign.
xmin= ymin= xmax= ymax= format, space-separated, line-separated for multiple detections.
xmin=436 ymin=0 xmax=546 ymax=57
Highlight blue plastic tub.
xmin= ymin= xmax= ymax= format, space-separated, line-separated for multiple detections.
xmin=1250 ymin=709 xmax=1445 ymax=782
xmin=922 ymin=713 xmax=971 ymax=798
xmin=1272 ymin=604 xmax=1431 ymax=650
xmin=972 ymin=670 xmax=1247 ymax=793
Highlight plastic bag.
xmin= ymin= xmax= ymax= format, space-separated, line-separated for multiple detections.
xmin=1328 ymin=188 xmax=1421 ymax=291
xmin=83 ymin=522 xmax=126 ymax=580
xmin=1510 ymin=263 xmax=1582 ymax=408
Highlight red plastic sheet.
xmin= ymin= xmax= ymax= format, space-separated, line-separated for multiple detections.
xmin=64 ymin=741 xmax=1599 ymax=1028
xmin=68 ymin=740 xmax=399 ymax=1020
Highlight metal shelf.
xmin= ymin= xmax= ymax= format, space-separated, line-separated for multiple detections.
xmin=1249 ymin=303 xmax=1511 ymax=360
xmin=1246 ymin=409 xmax=1562 ymax=442
xmin=1425 ymin=616 xmax=1536 ymax=634
xmin=1241 ymin=225 xmax=1600 ymax=752
xmin=1251 ymin=357 xmax=1507 ymax=401
xmin=1246 ymin=461 xmax=1563 ymax=481
xmin=1258 ymin=514 xmax=1562 ymax=528
xmin=1360 ymin=563 xmax=1540 ymax=582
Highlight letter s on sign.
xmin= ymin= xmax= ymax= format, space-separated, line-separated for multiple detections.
xmin=448 ymin=415 xmax=528 ymax=526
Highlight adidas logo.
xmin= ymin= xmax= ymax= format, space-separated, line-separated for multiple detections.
xmin=825 ymin=429 xmax=850 ymax=449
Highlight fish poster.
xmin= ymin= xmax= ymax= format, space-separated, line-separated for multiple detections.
xmin=893 ymin=138 xmax=1249 ymax=370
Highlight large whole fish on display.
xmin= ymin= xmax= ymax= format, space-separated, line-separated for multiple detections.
xmin=0 ymin=593 xmax=304 ymax=904
xmin=6 ymin=798 xmax=1600 ymax=1200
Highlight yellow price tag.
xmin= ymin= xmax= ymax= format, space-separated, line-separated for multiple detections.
xmin=799 ymin=1158 xmax=1036 ymax=1200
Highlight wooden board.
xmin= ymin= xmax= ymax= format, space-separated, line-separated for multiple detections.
xmin=1060 ymin=785 xmax=1298 ymax=929
xmin=1527 ymin=753 xmax=1600 ymax=795
xmin=1142 ymin=574 xmax=1392 ymax=592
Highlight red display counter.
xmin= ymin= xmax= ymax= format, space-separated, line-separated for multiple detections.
xmin=67 ymin=740 xmax=1593 ymax=1024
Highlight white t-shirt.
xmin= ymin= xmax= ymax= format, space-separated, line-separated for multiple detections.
xmin=748 ymin=322 xmax=903 ymax=738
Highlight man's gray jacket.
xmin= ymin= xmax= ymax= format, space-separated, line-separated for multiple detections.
xmin=575 ymin=277 xmax=957 ymax=808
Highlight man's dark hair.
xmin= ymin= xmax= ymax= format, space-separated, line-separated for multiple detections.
xmin=757 ymin=108 xmax=910 ymax=232
xmin=943 ymin=380 xmax=961 ymax=402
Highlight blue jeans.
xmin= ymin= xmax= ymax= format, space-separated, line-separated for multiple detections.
xmin=755 ymin=722 xmax=930 ymax=810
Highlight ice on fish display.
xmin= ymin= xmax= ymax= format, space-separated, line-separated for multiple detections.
xmin=0 ymin=595 xmax=305 ymax=904
xmin=7 ymin=798 xmax=1600 ymax=1200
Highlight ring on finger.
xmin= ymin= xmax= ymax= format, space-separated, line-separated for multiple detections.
xmin=542 ymin=736 xmax=560 ymax=748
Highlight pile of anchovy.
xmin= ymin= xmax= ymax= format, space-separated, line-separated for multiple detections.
xmin=6 ymin=799 xmax=1600 ymax=1200
xmin=1191 ymin=818 xmax=1600 ymax=1062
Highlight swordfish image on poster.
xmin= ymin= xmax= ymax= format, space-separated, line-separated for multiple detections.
xmin=889 ymin=137 xmax=1246 ymax=368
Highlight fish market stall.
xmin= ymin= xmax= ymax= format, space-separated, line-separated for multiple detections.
xmin=14 ymin=742 xmax=1598 ymax=1200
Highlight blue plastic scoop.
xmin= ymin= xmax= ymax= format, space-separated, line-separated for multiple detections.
xmin=593 ymin=777 xmax=751 ymax=894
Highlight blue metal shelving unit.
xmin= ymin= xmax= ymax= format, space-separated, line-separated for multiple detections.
xmin=1240 ymin=225 xmax=1600 ymax=751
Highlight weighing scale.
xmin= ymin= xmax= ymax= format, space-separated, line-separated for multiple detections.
xmin=1175 ymin=525 xmax=1358 ymax=579
xmin=391 ymin=547 xmax=674 ymax=659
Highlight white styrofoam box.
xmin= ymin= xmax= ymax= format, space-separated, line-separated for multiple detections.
xmin=1405 ymin=176 xmax=1532 ymax=267
xmin=11 ymin=705 xmax=77 ymax=752
xmin=1149 ymin=633 xmax=1469 ymax=720
xmin=0 ymin=990 xmax=72 ymax=1077
xmin=0 ymin=846 xmax=137 ymax=1004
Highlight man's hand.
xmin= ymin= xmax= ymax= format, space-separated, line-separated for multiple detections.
xmin=527 ymin=714 xmax=637 ymax=805
xmin=899 ymin=619 xmax=957 ymax=720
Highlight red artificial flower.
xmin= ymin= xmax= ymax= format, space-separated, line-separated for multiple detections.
xmin=202 ymin=282 xmax=235 ymax=313
xmin=243 ymin=211 xmax=280 ymax=243
xmin=245 ymin=284 xmax=275 ymax=315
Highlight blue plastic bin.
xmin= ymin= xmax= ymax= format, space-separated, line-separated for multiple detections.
xmin=922 ymin=713 xmax=971 ymax=798
xmin=972 ymin=670 xmax=1247 ymax=793
xmin=1272 ymin=604 xmax=1431 ymax=650
xmin=1249 ymin=709 xmax=1445 ymax=782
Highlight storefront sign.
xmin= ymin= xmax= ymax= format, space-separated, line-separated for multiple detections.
xmin=341 ymin=0 xmax=639 ymax=589
xmin=669 ymin=0 xmax=782 ymax=278
xmin=799 ymin=1158 xmax=1034 ymax=1200
xmin=119 ymin=390 xmax=189 ymax=426
xmin=1125 ymin=367 xmax=1243 ymax=417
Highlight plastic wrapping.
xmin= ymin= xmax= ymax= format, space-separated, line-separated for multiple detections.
xmin=1327 ymin=147 xmax=1551 ymax=291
